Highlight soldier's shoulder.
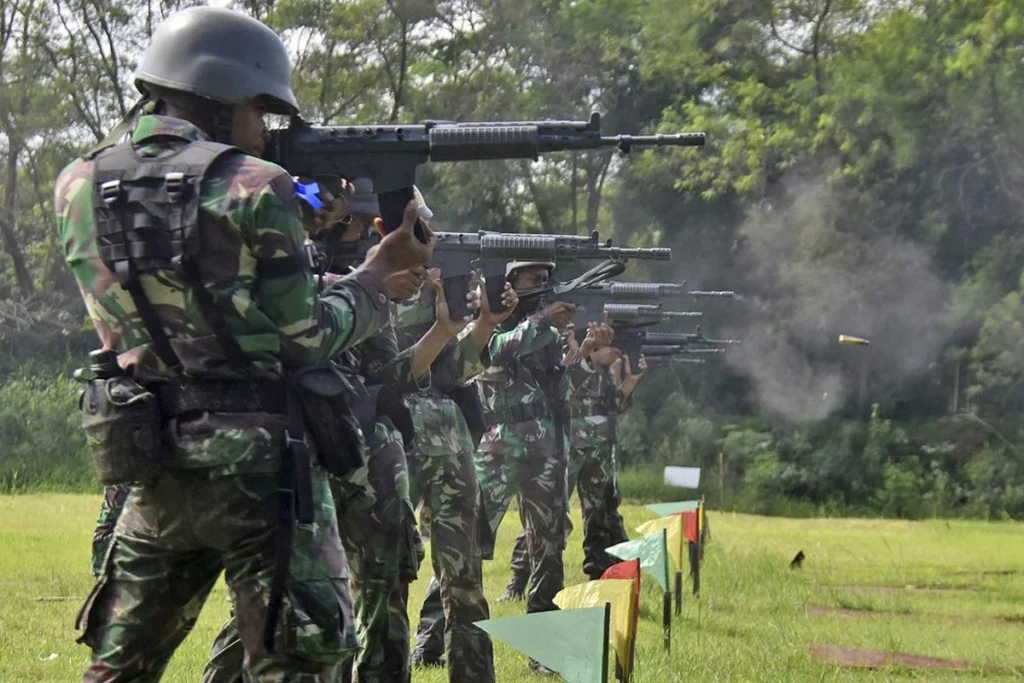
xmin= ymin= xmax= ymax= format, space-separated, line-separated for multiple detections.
xmin=206 ymin=152 xmax=293 ymax=199
xmin=54 ymin=156 xmax=95 ymax=216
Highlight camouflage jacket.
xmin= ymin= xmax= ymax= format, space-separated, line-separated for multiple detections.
xmin=394 ymin=294 xmax=488 ymax=457
xmin=55 ymin=115 xmax=391 ymax=474
xmin=475 ymin=312 xmax=582 ymax=457
xmin=570 ymin=358 xmax=632 ymax=449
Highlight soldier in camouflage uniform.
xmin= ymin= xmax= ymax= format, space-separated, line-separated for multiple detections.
xmin=397 ymin=267 xmax=517 ymax=683
xmin=201 ymin=189 xmax=462 ymax=683
xmin=500 ymin=344 xmax=648 ymax=599
xmin=59 ymin=8 xmax=434 ymax=682
xmin=469 ymin=261 xmax=609 ymax=675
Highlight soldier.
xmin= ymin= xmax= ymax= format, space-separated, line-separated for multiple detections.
xmin=397 ymin=261 xmax=518 ymax=683
xmin=471 ymin=261 xmax=609 ymax=675
xmin=58 ymin=7 xmax=433 ymax=682
xmin=499 ymin=342 xmax=648 ymax=600
xmin=201 ymin=186 xmax=474 ymax=683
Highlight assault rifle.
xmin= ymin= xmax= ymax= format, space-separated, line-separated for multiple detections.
xmin=267 ymin=112 xmax=705 ymax=235
xmin=591 ymin=282 xmax=738 ymax=301
xmin=431 ymin=231 xmax=670 ymax=318
xmin=601 ymin=303 xmax=702 ymax=327
xmin=615 ymin=328 xmax=740 ymax=366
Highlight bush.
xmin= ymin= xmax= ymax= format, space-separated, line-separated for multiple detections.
xmin=0 ymin=375 xmax=95 ymax=493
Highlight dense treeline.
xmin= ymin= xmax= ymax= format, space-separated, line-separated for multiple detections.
xmin=1 ymin=0 xmax=1023 ymax=516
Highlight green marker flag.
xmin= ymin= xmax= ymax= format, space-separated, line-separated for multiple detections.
xmin=474 ymin=606 xmax=610 ymax=683
xmin=646 ymin=500 xmax=699 ymax=517
xmin=606 ymin=530 xmax=671 ymax=592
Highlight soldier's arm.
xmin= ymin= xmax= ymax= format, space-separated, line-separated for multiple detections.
xmin=487 ymin=315 xmax=560 ymax=367
xmin=427 ymin=329 xmax=488 ymax=390
xmin=359 ymin=314 xmax=427 ymax=394
xmin=250 ymin=173 xmax=391 ymax=366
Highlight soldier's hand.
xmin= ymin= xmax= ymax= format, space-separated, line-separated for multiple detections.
xmin=303 ymin=178 xmax=353 ymax=235
xmin=385 ymin=265 xmax=428 ymax=302
xmin=539 ymin=301 xmax=575 ymax=331
xmin=367 ymin=200 xmax=436 ymax=273
xmin=591 ymin=345 xmax=622 ymax=367
xmin=579 ymin=322 xmax=613 ymax=357
xmin=430 ymin=269 xmax=473 ymax=335
xmin=477 ymin=273 xmax=519 ymax=327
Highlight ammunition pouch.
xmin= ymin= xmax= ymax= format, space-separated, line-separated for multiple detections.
xmin=290 ymin=365 xmax=367 ymax=480
xmin=352 ymin=384 xmax=415 ymax=451
xmin=78 ymin=376 xmax=169 ymax=486
xmin=483 ymin=401 xmax=550 ymax=427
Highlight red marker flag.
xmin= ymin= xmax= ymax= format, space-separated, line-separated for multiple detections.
xmin=682 ymin=511 xmax=699 ymax=544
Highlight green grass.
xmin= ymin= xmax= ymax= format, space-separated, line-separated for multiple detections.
xmin=1 ymin=495 xmax=1022 ymax=682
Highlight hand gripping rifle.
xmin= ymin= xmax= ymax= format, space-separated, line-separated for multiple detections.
xmin=266 ymin=112 xmax=705 ymax=236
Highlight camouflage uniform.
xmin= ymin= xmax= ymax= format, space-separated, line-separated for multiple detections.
xmin=505 ymin=360 xmax=633 ymax=588
xmin=60 ymin=114 xmax=392 ymax=682
xmin=475 ymin=312 xmax=578 ymax=615
xmin=91 ymin=485 xmax=130 ymax=577
xmin=396 ymin=299 xmax=495 ymax=683
xmin=200 ymin=315 xmax=426 ymax=683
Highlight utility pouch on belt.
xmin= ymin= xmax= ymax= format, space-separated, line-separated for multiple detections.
xmin=290 ymin=364 xmax=367 ymax=479
xmin=76 ymin=350 xmax=168 ymax=485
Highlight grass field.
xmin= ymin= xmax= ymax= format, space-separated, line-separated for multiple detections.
xmin=1 ymin=494 xmax=1022 ymax=682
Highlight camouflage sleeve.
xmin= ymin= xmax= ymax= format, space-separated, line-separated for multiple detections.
xmin=429 ymin=331 xmax=487 ymax=390
xmin=360 ymin=314 xmax=427 ymax=394
xmin=487 ymin=316 xmax=560 ymax=367
xmin=250 ymin=173 xmax=391 ymax=366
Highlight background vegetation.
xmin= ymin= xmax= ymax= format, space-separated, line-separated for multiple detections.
xmin=2 ymin=0 xmax=1024 ymax=517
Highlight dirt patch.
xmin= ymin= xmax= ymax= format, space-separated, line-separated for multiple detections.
xmin=822 ymin=583 xmax=976 ymax=594
xmin=809 ymin=644 xmax=1010 ymax=673
xmin=806 ymin=605 xmax=1023 ymax=627
xmin=947 ymin=569 xmax=1024 ymax=578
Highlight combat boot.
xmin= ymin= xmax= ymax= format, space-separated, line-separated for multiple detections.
xmin=496 ymin=577 xmax=526 ymax=603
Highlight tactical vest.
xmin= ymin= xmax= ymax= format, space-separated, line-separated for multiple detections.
xmin=91 ymin=139 xmax=249 ymax=370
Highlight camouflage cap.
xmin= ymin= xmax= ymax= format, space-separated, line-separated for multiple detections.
xmin=134 ymin=7 xmax=299 ymax=116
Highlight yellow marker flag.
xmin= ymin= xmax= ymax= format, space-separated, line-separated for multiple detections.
xmin=555 ymin=579 xmax=636 ymax=678
xmin=697 ymin=499 xmax=705 ymax=537
xmin=635 ymin=515 xmax=686 ymax=571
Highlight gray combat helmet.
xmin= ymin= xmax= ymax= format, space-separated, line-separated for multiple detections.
xmin=134 ymin=6 xmax=299 ymax=116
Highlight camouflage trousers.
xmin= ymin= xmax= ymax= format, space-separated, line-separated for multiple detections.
xmin=200 ymin=420 xmax=422 ymax=683
xmin=506 ymin=442 xmax=629 ymax=587
xmin=478 ymin=440 xmax=569 ymax=615
xmin=91 ymin=484 xmax=131 ymax=576
xmin=77 ymin=468 xmax=358 ymax=683
xmin=407 ymin=446 xmax=495 ymax=683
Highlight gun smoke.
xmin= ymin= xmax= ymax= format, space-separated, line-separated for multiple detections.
xmin=722 ymin=173 xmax=951 ymax=424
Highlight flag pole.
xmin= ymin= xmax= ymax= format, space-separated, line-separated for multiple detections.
xmin=674 ymin=570 xmax=683 ymax=615
xmin=662 ymin=529 xmax=671 ymax=652
xmin=602 ymin=602 xmax=611 ymax=683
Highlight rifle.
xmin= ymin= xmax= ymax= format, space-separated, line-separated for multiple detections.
xmin=601 ymin=303 xmax=702 ymax=327
xmin=431 ymin=231 xmax=670 ymax=318
xmin=615 ymin=328 xmax=740 ymax=366
xmin=267 ymin=112 xmax=705 ymax=235
xmin=592 ymin=282 xmax=738 ymax=301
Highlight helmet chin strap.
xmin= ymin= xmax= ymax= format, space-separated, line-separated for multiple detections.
xmin=212 ymin=106 xmax=234 ymax=145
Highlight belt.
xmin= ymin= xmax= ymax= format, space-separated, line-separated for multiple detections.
xmin=155 ymin=378 xmax=288 ymax=418
xmin=483 ymin=401 xmax=550 ymax=427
